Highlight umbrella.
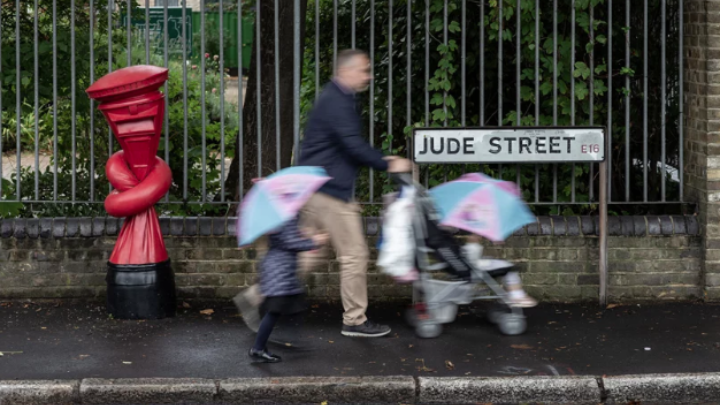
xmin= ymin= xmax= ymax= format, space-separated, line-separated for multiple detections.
xmin=237 ymin=166 xmax=331 ymax=246
xmin=456 ymin=172 xmax=521 ymax=197
xmin=429 ymin=175 xmax=535 ymax=242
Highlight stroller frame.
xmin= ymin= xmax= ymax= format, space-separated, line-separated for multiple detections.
xmin=390 ymin=174 xmax=528 ymax=338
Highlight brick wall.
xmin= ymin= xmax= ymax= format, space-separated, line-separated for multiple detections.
xmin=0 ymin=216 xmax=701 ymax=303
xmin=684 ymin=0 xmax=720 ymax=300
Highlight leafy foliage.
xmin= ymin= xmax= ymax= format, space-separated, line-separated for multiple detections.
xmin=0 ymin=0 xmax=238 ymax=217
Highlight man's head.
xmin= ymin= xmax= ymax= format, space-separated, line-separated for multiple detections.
xmin=335 ymin=49 xmax=371 ymax=92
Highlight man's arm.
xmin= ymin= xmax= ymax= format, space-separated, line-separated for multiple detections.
xmin=330 ymin=99 xmax=390 ymax=171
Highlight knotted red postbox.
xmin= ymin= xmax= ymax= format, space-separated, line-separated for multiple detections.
xmin=86 ymin=65 xmax=176 ymax=319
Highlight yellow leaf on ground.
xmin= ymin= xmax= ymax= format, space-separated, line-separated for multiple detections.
xmin=199 ymin=309 xmax=214 ymax=315
xmin=415 ymin=358 xmax=434 ymax=372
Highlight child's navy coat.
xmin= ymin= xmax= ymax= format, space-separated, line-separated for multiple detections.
xmin=259 ymin=218 xmax=317 ymax=297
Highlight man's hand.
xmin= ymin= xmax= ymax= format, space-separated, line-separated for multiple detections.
xmin=386 ymin=157 xmax=412 ymax=173
xmin=312 ymin=233 xmax=329 ymax=246
xmin=300 ymin=226 xmax=316 ymax=237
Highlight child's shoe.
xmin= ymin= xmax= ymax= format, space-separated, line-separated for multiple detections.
xmin=507 ymin=290 xmax=538 ymax=308
xmin=248 ymin=348 xmax=282 ymax=363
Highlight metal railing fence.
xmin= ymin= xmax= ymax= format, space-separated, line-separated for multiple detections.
xmin=0 ymin=0 xmax=685 ymax=217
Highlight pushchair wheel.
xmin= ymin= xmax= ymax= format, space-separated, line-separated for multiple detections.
xmin=487 ymin=308 xmax=503 ymax=324
xmin=405 ymin=308 xmax=417 ymax=327
xmin=497 ymin=313 xmax=527 ymax=336
xmin=486 ymin=303 xmax=510 ymax=324
xmin=405 ymin=303 xmax=429 ymax=328
xmin=416 ymin=322 xmax=443 ymax=339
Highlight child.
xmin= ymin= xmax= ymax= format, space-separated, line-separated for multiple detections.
xmin=249 ymin=217 xmax=328 ymax=363
xmin=462 ymin=234 xmax=537 ymax=308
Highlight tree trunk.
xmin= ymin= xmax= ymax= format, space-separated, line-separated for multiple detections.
xmin=224 ymin=0 xmax=308 ymax=201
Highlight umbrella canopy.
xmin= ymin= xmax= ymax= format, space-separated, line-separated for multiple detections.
xmin=237 ymin=166 xmax=331 ymax=246
xmin=429 ymin=175 xmax=535 ymax=242
xmin=456 ymin=172 xmax=521 ymax=197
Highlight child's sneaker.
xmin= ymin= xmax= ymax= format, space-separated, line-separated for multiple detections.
xmin=507 ymin=291 xmax=538 ymax=308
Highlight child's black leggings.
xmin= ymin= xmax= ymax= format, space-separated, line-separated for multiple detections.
xmin=253 ymin=312 xmax=280 ymax=351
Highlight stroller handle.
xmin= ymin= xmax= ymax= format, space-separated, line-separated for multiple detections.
xmin=389 ymin=172 xmax=415 ymax=186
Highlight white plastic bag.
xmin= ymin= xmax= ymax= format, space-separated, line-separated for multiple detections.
xmin=377 ymin=187 xmax=417 ymax=282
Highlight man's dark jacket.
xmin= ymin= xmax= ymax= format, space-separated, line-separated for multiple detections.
xmin=299 ymin=81 xmax=388 ymax=202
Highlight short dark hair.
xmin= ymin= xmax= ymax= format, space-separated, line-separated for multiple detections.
xmin=337 ymin=49 xmax=368 ymax=69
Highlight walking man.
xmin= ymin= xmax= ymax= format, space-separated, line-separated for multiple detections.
xmin=234 ymin=49 xmax=411 ymax=338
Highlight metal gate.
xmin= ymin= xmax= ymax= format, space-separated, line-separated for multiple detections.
xmin=0 ymin=0 xmax=685 ymax=217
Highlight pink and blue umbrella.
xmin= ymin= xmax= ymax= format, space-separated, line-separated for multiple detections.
xmin=456 ymin=172 xmax=521 ymax=197
xmin=237 ymin=166 xmax=331 ymax=246
xmin=429 ymin=175 xmax=535 ymax=242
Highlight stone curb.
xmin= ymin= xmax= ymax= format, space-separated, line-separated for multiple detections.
xmin=417 ymin=376 xmax=601 ymax=404
xmin=0 ymin=215 xmax=700 ymax=239
xmin=603 ymin=373 xmax=720 ymax=404
xmin=79 ymin=378 xmax=216 ymax=404
xmin=0 ymin=380 xmax=79 ymax=405
xmin=218 ymin=376 xmax=415 ymax=404
xmin=4 ymin=373 xmax=720 ymax=404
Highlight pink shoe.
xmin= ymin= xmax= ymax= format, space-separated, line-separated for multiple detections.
xmin=507 ymin=294 xmax=538 ymax=308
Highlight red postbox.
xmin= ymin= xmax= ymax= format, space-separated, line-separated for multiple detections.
xmin=87 ymin=65 xmax=176 ymax=319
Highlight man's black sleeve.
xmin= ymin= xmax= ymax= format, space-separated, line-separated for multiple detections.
xmin=329 ymin=98 xmax=390 ymax=171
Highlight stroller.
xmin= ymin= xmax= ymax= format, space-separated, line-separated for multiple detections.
xmin=384 ymin=173 xmax=528 ymax=339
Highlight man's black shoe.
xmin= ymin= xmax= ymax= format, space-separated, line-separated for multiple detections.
xmin=341 ymin=320 xmax=391 ymax=337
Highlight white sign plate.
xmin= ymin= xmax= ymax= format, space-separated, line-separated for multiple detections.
xmin=413 ymin=127 xmax=605 ymax=164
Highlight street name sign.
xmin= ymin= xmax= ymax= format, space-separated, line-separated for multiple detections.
xmin=413 ymin=127 xmax=605 ymax=164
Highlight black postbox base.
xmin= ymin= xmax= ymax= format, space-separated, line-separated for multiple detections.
xmin=106 ymin=260 xmax=177 ymax=319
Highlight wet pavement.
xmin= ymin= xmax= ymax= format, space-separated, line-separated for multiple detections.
xmin=2 ymin=300 xmax=720 ymax=380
